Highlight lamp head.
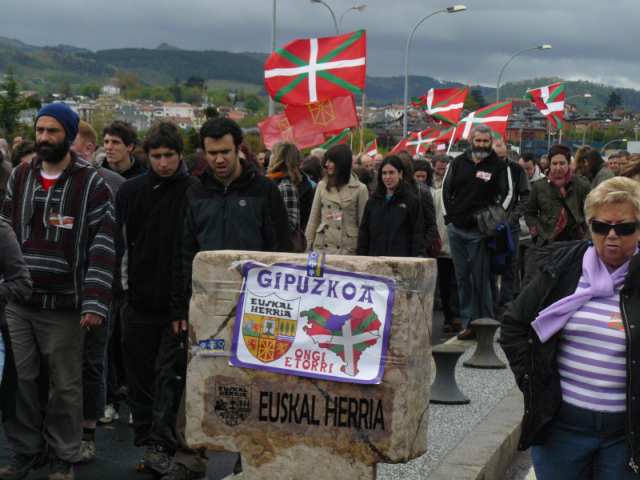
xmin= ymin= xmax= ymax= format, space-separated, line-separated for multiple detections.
xmin=538 ymin=44 xmax=552 ymax=50
xmin=446 ymin=5 xmax=467 ymax=13
xmin=354 ymin=4 xmax=367 ymax=11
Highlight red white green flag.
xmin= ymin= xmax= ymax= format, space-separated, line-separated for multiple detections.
xmin=320 ymin=128 xmax=352 ymax=149
xmin=391 ymin=126 xmax=454 ymax=156
xmin=258 ymin=113 xmax=325 ymax=150
xmin=264 ymin=30 xmax=367 ymax=105
xmin=365 ymin=139 xmax=378 ymax=157
xmin=526 ymin=82 xmax=565 ymax=129
xmin=411 ymin=95 xmax=427 ymax=108
xmin=453 ymin=101 xmax=513 ymax=142
xmin=424 ymin=87 xmax=468 ymax=125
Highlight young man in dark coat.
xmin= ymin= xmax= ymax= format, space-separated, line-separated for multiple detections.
xmin=164 ymin=117 xmax=291 ymax=480
xmin=115 ymin=122 xmax=199 ymax=477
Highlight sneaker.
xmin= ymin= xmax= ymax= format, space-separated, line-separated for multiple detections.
xmin=141 ymin=445 xmax=172 ymax=476
xmin=48 ymin=458 xmax=74 ymax=480
xmin=98 ymin=404 xmax=119 ymax=424
xmin=0 ymin=451 xmax=47 ymax=480
xmin=128 ymin=412 xmax=133 ymax=426
xmin=77 ymin=440 xmax=96 ymax=464
xmin=457 ymin=328 xmax=477 ymax=341
xmin=160 ymin=462 xmax=205 ymax=480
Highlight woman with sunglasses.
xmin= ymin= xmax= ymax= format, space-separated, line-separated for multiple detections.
xmin=501 ymin=176 xmax=640 ymax=479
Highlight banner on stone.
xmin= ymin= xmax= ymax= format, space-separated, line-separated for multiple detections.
xmin=230 ymin=262 xmax=395 ymax=384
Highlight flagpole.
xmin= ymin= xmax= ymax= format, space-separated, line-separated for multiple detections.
xmin=268 ymin=0 xmax=277 ymax=117
xmin=360 ymin=93 xmax=366 ymax=153
xmin=446 ymin=126 xmax=457 ymax=155
xmin=558 ymin=127 xmax=563 ymax=144
xmin=547 ymin=120 xmax=551 ymax=151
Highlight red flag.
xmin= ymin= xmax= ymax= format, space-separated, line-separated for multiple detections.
xmin=365 ymin=139 xmax=378 ymax=157
xmin=285 ymin=96 xmax=358 ymax=139
xmin=264 ymin=30 xmax=366 ymax=105
xmin=258 ymin=113 xmax=325 ymax=150
xmin=424 ymin=87 xmax=468 ymax=125
xmin=526 ymin=82 xmax=565 ymax=129
xmin=453 ymin=101 xmax=512 ymax=143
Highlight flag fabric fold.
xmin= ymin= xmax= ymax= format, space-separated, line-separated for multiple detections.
xmin=285 ymin=95 xmax=359 ymax=140
xmin=258 ymin=113 xmax=325 ymax=150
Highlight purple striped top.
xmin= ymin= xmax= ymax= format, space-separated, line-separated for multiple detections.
xmin=558 ymin=278 xmax=627 ymax=412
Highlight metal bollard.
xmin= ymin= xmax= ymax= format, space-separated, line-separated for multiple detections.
xmin=430 ymin=344 xmax=470 ymax=405
xmin=463 ymin=318 xmax=506 ymax=369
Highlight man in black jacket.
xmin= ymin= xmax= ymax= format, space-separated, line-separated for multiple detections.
xmin=115 ymin=122 xmax=198 ymax=477
xmin=442 ymin=125 xmax=512 ymax=339
xmin=164 ymin=117 xmax=291 ymax=480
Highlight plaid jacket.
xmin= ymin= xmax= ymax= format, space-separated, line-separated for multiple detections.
xmin=271 ymin=175 xmax=300 ymax=232
xmin=1 ymin=153 xmax=115 ymax=318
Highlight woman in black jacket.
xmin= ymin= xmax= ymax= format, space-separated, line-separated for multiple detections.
xmin=500 ymin=177 xmax=640 ymax=478
xmin=356 ymin=156 xmax=425 ymax=257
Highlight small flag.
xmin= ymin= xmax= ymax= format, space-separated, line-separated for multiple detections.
xmin=258 ymin=113 xmax=325 ymax=150
xmin=453 ymin=101 xmax=513 ymax=142
xmin=365 ymin=139 xmax=378 ymax=157
xmin=526 ymin=82 xmax=565 ymax=129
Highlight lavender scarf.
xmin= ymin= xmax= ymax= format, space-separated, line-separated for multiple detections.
xmin=531 ymin=246 xmax=630 ymax=342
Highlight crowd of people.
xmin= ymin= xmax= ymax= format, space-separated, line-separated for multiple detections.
xmin=0 ymin=101 xmax=638 ymax=479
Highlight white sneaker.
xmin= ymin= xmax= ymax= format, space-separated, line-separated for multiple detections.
xmin=99 ymin=404 xmax=119 ymax=424
xmin=129 ymin=412 xmax=133 ymax=426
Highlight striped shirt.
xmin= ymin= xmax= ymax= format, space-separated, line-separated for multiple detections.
xmin=558 ymin=278 xmax=627 ymax=412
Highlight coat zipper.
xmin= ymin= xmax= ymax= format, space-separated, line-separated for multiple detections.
xmin=620 ymin=294 xmax=639 ymax=474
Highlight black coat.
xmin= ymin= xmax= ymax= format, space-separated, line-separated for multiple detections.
xmin=171 ymin=161 xmax=292 ymax=320
xmin=500 ymin=241 xmax=640 ymax=474
xmin=356 ymin=184 xmax=425 ymax=257
xmin=115 ymin=164 xmax=198 ymax=316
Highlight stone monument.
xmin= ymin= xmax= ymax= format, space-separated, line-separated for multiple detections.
xmin=185 ymin=251 xmax=436 ymax=479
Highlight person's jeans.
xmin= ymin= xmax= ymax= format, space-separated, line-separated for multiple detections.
xmin=447 ymin=224 xmax=494 ymax=328
xmin=531 ymin=402 xmax=636 ymax=480
xmin=5 ymin=302 xmax=85 ymax=462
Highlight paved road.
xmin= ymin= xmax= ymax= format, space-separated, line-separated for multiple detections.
xmin=1 ymin=312 xmax=451 ymax=479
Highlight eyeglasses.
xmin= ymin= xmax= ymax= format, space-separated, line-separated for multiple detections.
xmin=590 ymin=220 xmax=639 ymax=236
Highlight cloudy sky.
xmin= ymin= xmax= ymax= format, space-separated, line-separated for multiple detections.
xmin=2 ymin=0 xmax=639 ymax=89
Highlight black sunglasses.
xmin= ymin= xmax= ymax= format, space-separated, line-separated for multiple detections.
xmin=590 ymin=220 xmax=639 ymax=236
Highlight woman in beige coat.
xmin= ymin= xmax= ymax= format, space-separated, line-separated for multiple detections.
xmin=305 ymin=144 xmax=369 ymax=255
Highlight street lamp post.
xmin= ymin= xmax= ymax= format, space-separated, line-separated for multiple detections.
xmin=339 ymin=4 xmax=367 ymax=31
xmin=496 ymin=44 xmax=552 ymax=102
xmin=403 ymin=5 xmax=467 ymax=137
xmin=268 ymin=0 xmax=277 ymax=116
xmin=310 ymin=0 xmax=339 ymax=34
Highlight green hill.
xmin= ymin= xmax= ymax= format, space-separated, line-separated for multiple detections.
xmin=1 ymin=37 xmax=639 ymax=111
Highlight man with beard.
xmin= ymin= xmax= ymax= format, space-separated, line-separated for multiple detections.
xmin=115 ymin=122 xmax=198 ymax=477
xmin=442 ymin=125 xmax=512 ymax=340
xmin=0 ymin=103 xmax=115 ymax=480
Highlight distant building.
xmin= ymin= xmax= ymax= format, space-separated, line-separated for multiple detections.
xmin=101 ymin=85 xmax=121 ymax=96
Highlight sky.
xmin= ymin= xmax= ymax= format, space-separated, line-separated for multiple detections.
xmin=1 ymin=0 xmax=639 ymax=89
